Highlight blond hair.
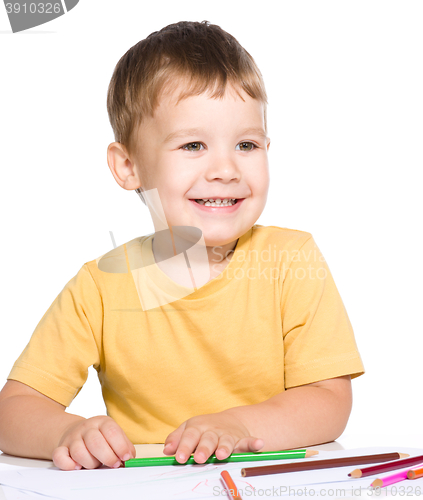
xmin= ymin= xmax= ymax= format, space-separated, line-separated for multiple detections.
xmin=107 ymin=20 xmax=268 ymax=157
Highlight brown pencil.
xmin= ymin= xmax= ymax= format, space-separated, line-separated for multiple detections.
xmin=349 ymin=454 xmax=423 ymax=478
xmin=241 ymin=452 xmax=409 ymax=478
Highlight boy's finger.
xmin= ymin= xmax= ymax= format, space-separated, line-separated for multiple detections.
xmin=174 ymin=427 xmax=202 ymax=463
xmin=83 ymin=428 xmax=122 ymax=468
xmin=52 ymin=445 xmax=82 ymax=471
xmin=192 ymin=430 xmax=219 ymax=463
xmin=163 ymin=423 xmax=186 ymax=455
xmin=162 ymin=441 xmax=177 ymax=455
xmin=69 ymin=439 xmax=102 ymax=470
xmin=98 ymin=420 xmax=136 ymax=463
xmin=233 ymin=437 xmax=264 ymax=453
xmin=214 ymin=434 xmax=236 ymax=460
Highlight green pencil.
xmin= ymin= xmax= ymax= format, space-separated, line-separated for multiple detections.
xmin=123 ymin=449 xmax=318 ymax=467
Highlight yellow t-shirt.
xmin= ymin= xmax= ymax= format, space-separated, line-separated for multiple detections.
xmin=8 ymin=225 xmax=364 ymax=443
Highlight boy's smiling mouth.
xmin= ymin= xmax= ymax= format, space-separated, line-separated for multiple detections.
xmin=192 ymin=198 xmax=240 ymax=206
xmin=189 ymin=198 xmax=245 ymax=212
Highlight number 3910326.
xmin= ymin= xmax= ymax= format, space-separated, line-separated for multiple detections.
xmin=5 ymin=3 xmax=62 ymax=14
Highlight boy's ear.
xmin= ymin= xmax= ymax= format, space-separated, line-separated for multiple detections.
xmin=107 ymin=142 xmax=142 ymax=191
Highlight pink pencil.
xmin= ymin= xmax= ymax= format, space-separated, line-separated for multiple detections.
xmin=371 ymin=469 xmax=409 ymax=488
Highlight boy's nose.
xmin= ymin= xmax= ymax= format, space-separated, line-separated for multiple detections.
xmin=204 ymin=154 xmax=241 ymax=182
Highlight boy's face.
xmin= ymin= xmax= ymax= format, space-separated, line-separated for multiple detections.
xmin=120 ymin=82 xmax=269 ymax=248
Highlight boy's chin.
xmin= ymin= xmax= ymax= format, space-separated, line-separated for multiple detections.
xmin=202 ymin=233 xmax=240 ymax=249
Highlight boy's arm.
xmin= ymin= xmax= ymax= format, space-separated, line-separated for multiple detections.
xmin=227 ymin=375 xmax=352 ymax=449
xmin=0 ymin=380 xmax=135 ymax=469
xmin=226 ymin=375 xmax=352 ymax=449
xmin=164 ymin=375 xmax=352 ymax=463
xmin=0 ymin=380 xmax=82 ymax=459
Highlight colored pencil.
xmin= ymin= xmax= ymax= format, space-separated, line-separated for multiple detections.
xmin=123 ymin=449 xmax=318 ymax=467
xmin=371 ymin=470 xmax=409 ymax=488
xmin=221 ymin=470 xmax=242 ymax=500
xmin=241 ymin=452 xmax=409 ymax=478
xmin=408 ymin=466 xmax=423 ymax=480
xmin=349 ymin=455 xmax=423 ymax=478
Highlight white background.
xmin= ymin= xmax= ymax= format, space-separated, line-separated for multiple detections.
xmin=0 ymin=1 xmax=422 ymax=448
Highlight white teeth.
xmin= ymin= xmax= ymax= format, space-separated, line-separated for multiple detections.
xmin=201 ymin=198 xmax=236 ymax=202
xmin=196 ymin=199 xmax=237 ymax=207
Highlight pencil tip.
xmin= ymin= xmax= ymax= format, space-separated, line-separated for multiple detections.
xmin=349 ymin=469 xmax=362 ymax=478
xmin=305 ymin=449 xmax=319 ymax=457
xmin=241 ymin=468 xmax=246 ymax=477
xmin=399 ymin=453 xmax=410 ymax=459
xmin=371 ymin=479 xmax=383 ymax=488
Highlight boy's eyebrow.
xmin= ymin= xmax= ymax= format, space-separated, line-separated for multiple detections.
xmin=163 ymin=128 xmax=203 ymax=144
xmin=162 ymin=127 xmax=267 ymax=144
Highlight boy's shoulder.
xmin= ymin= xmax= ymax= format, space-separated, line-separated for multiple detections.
xmin=83 ymin=234 xmax=149 ymax=278
xmin=251 ymin=224 xmax=313 ymax=248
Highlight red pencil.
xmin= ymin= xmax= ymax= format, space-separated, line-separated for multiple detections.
xmin=349 ymin=455 xmax=423 ymax=478
xmin=221 ymin=470 xmax=242 ymax=500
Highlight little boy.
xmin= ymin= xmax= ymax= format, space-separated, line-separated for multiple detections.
xmin=0 ymin=21 xmax=364 ymax=471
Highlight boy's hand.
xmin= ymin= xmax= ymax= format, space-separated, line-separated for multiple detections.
xmin=162 ymin=412 xmax=264 ymax=464
xmin=52 ymin=416 xmax=136 ymax=470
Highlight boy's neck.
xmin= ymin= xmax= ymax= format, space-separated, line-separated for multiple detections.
xmin=151 ymin=234 xmax=238 ymax=287
xmin=206 ymin=239 xmax=238 ymax=279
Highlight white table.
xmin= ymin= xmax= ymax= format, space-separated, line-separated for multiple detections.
xmin=1 ymin=436 xmax=423 ymax=499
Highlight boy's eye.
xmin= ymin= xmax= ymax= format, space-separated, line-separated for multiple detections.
xmin=181 ymin=141 xmax=257 ymax=152
xmin=182 ymin=142 xmax=204 ymax=152
xmin=237 ymin=142 xmax=256 ymax=151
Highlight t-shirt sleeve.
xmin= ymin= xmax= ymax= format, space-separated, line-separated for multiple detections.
xmin=7 ymin=264 xmax=102 ymax=407
xmin=281 ymin=235 xmax=364 ymax=388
